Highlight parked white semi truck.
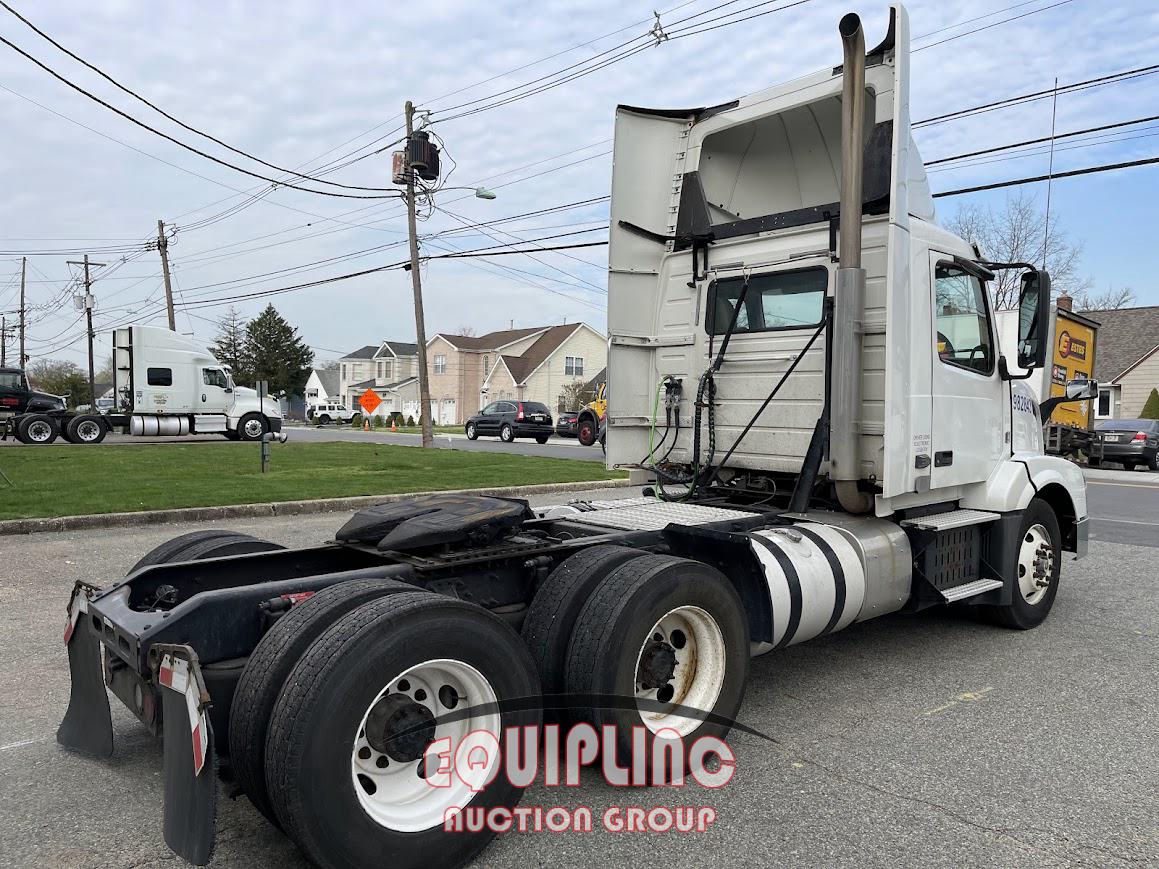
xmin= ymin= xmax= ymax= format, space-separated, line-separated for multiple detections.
xmin=3 ymin=325 xmax=283 ymax=444
xmin=57 ymin=6 xmax=1094 ymax=869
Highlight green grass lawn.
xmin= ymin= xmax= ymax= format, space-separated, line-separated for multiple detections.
xmin=0 ymin=441 xmax=623 ymax=520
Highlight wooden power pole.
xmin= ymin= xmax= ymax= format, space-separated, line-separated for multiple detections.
xmin=157 ymin=219 xmax=176 ymax=330
xmin=1 ymin=316 xmax=7 ymax=367
xmin=404 ymin=100 xmax=434 ymax=448
xmin=67 ymin=255 xmax=104 ymax=408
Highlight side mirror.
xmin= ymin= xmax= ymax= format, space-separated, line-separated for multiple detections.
xmin=1015 ymin=270 xmax=1052 ymax=369
xmin=1065 ymin=378 xmax=1097 ymax=401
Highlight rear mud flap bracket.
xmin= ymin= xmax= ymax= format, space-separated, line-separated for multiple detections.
xmin=57 ymin=581 xmax=113 ymax=758
xmin=153 ymin=645 xmax=217 ymax=866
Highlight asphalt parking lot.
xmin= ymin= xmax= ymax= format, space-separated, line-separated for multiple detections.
xmin=1 ymin=488 xmax=1156 ymax=868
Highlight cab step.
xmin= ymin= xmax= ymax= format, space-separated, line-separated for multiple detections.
xmin=940 ymin=577 xmax=1003 ymax=603
xmin=900 ymin=509 xmax=1000 ymax=531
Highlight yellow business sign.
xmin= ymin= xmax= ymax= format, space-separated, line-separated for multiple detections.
xmin=1049 ymin=316 xmax=1096 ymax=430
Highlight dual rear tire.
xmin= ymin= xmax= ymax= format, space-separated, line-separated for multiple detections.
xmin=234 ymin=585 xmax=540 ymax=869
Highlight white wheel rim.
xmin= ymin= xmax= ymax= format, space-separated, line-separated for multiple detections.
xmin=350 ymin=658 xmax=499 ymax=832
xmin=467 ymin=424 xmax=474 ymax=436
xmin=243 ymin=419 xmax=263 ymax=438
xmin=28 ymin=421 xmax=52 ymax=442
xmin=77 ymin=420 xmax=101 ymax=441
xmin=1017 ymin=523 xmax=1055 ymax=605
xmin=633 ymin=605 xmax=726 ymax=737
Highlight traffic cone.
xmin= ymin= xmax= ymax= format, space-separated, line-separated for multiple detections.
xmin=363 ymin=417 xmax=370 ymax=432
xmin=391 ymin=418 xmax=396 ymax=432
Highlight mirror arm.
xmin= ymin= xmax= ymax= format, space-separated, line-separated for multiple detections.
xmin=998 ymin=356 xmax=1034 ymax=381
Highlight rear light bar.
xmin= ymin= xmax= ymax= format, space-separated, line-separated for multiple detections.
xmin=1134 ymin=431 xmax=1147 ymax=442
xmin=517 ymin=403 xmax=525 ymax=420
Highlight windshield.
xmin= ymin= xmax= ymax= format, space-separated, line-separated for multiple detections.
xmin=0 ymin=371 xmax=25 ymax=390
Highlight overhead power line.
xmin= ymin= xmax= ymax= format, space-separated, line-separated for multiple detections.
xmin=0 ymin=34 xmax=403 ymax=200
xmin=914 ymin=64 xmax=1159 ymax=127
xmin=0 ymin=1 xmax=402 ymax=192
xmin=926 ymin=114 xmax=1159 ymax=165
xmin=931 ymin=155 xmax=1159 ymax=197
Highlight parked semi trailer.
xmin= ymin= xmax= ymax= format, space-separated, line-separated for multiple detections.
xmin=2 ymin=325 xmax=284 ymax=444
xmin=995 ymin=302 xmax=1102 ymax=461
xmin=57 ymin=6 xmax=1095 ymax=868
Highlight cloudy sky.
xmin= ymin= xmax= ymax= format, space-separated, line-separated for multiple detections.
xmin=1 ymin=0 xmax=1156 ymax=368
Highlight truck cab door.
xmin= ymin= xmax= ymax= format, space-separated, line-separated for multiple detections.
xmin=928 ymin=253 xmax=1006 ymax=488
xmin=199 ymin=367 xmax=231 ymax=414
xmin=0 ymin=370 xmax=28 ymax=414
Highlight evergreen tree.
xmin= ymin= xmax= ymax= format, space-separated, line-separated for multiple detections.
xmin=1141 ymin=388 xmax=1159 ymax=420
xmin=210 ymin=307 xmax=252 ymax=383
xmin=244 ymin=304 xmax=314 ymax=396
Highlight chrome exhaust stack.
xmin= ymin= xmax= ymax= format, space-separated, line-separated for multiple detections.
xmin=831 ymin=13 xmax=873 ymax=514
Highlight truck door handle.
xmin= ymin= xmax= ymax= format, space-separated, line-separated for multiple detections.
xmin=202 ymin=393 xmax=207 ymax=402
xmin=934 ymin=451 xmax=953 ymax=467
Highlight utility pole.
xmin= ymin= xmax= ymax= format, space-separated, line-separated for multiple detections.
xmin=404 ymin=100 xmax=434 ymax=448
xmin=157 ymin=219 xmax=176 ymax=330
xmin=18 ymin=256 xmax=26 ymax=367
xmin=1 ymin=316 xmax=7 ymax=367
xmin=67 ymin=255 xmax=104 ymax=409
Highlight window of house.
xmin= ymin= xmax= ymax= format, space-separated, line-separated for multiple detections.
xmin=482 ymin=355 xmax=490 ymax=375
xmin=565 ymin=356 xmax=584 ymax=376
xmin=376 ymin=361 xmax=384 ymax=379
xmin=706 ymin=267 xmax=827 ymax=335
xmin=341 ymin=364 xmax=347 ymax=380
xmin=934 ymin=264 xmax=994 ymax=375
xmin=146 ymin=367 xmax=173 ymax=386
xmin=434 ymin=354 xmax=446 ymax=374
xmin=202 ymin=368 xmax=228 ymax=388
xmin=1097 ymin=388 xmax=1111 ymax=418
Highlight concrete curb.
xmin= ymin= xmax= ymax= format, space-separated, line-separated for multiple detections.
xmin=0 ymin=478 xmax=632 ymax=536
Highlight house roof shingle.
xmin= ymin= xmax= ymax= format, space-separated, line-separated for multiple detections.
xmin=343 ymin=345 xmax=379 ymax=360
xmin=1078 ymin=306 xmax=1159 ymax=383
xmin=438 ymin=327 xmax=547 ymax=351
xmin=381 ymin=341 xmax=418 ymax=357
xmin=315 ymin=369 xmax=339 ymax=396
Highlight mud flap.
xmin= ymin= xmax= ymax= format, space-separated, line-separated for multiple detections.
xmin=57 ymin=581 xmax=113 ymax=757
xmin=155 ymin=646 xmax=217 ymax=866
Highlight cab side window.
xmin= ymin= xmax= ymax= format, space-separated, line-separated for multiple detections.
xmin=934 ymin=265 xmax=995 ymax=375
xmin=202 ymin=368 xmax=228 ymax=388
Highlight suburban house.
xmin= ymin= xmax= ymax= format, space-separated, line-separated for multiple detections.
xmin=427 ymin=323 xmax=606 ymax=425
xmin=303 ymin=368 xmax=339 ymax=407
xmin=1081 ymin=304 xmax=1159 ymax=420
xmin=336 ymin=341 xmax=421 ymax=419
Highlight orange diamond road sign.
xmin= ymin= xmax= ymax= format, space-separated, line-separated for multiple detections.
xmin=359 ymin=389 xmax=382 ymax=415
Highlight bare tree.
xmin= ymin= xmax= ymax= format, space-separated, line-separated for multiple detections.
xmin=945 ymin=190 xmax=1091 ymax=309
xmin=454 ymin=325 xmax=477 ymax=337
xmin=557 ymin=380 xmax=595 ymax=412
xmin=1072 ymin=285 xmax=1136 ymax=311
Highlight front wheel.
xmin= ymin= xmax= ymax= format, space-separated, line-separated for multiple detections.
xmin=577 ymin=417 xmax=596 ymax=447
xmin=264 ymin=593 xmax=540 ymax=869
xmin=534 ymin=434 xmax=550 ymax=444
xmin=465 ymin=422 xmax=478 ymax=440
xmin=983 ymin=498 xmax=1062 ymax=630
xmin=1123 ymin=461 xmax=1138 ymax=471
xmin=500 ymin=423 xmax=515 ymax=443
xmin=238 ymin=412 xmax=268 ymax=442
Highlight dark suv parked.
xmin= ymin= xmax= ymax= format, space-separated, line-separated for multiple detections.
xmin=1095 ymin=419 xmax=1159 ymax=471
xmin=465 ymin=400 xmax=553 ymax=444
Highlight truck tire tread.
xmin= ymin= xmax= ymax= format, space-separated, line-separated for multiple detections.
xmin=229 ymin=576 xmax=419 ymax=825
xmin=265 ymin=592 xmax=538 ymax=869
xmin=521 ymin=545 xmax=646 ymax=701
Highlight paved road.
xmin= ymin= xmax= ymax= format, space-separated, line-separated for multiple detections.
xmin=1085 ymin=470 xmax=1159 ymax=548
xmin=0 ymin=423 xmax=605 ymax=462
xmin=1 ymin=489 xmax=1156 ymax=868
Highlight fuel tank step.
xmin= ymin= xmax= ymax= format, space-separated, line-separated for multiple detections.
xmin=939 ymin=577 xmax=1003 ymax=602
xmin=900 ymin=509 xmax=1000 ymax=531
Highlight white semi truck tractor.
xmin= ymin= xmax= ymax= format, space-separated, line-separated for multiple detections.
xmin=56 ymin=6 xmax=1093 ymax=868
xmin=4 ymin=325 xmax=284 ymax=444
